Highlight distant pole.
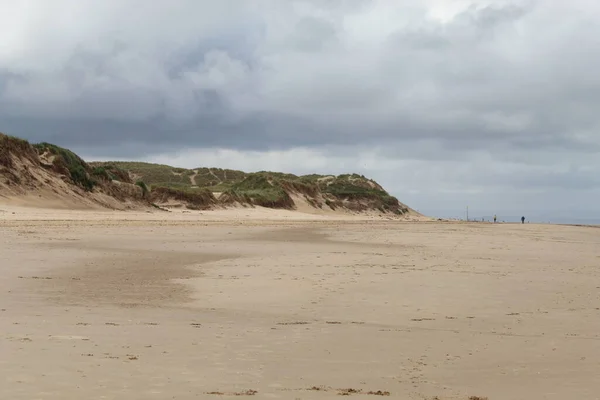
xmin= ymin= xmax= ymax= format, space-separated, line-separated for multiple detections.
xmin=466 ymin=206 xmax=469 ymax=221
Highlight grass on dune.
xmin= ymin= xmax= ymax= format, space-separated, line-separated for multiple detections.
xmin=82 ymin=160 xmax=407 ymax=213
xmin=221 ymin=174 xmax=295 ymax=209
xmin=34 ymin=142 xmax=97 ymax=191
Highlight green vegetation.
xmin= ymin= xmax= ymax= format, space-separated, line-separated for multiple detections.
xmin=98 ymin=164 xmax=131 ymax=183
xmin=90 ymin=165 xmax=130 ymax=183
xmin=89 ymin=161 xmax=190 ymax=186
xmin=34 ymin=142 xmax=96 ymax=191
xmin=149 ymin=185 xmax=217 ymax=210
xmin=91 ymin=159 xmax=407 ymax=213
xmin=0 ymin=133 xmax=37 ymax=169
xmin=254 ymin=171 xmax=299 ymax=181
xmin=91 ymin=166 xmax=111 ymax=181
xmin=89 ymin=162 xmax=247 ymax=189
xmin=222 ymin=174 xmax=294 ymax=209
xmin=1 ymin=137 xmax=132 ymax=192
xmin=1 ymin=132 xmax=408 ymax=214
xmin=135 ymin=181 xmax=149 ymax=197
xmin=194 ymin=167 xmax=246 ymax=188
xmin=0 ymin=134 xmax=29 ymax=152
xmin=322 ymin=181 xmax=389 ymax=199
xmin=280 ymin=179 xmax=319 ymax=197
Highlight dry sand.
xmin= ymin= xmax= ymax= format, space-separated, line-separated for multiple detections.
xmin=2 ymin=205 xmax=600 ymax=399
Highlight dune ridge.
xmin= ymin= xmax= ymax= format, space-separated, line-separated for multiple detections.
xmin=1 ymin=132 xmax=420 ymax=218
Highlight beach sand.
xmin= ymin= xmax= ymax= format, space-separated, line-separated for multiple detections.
xmin=1 ymin=206 xmax=600 ymax=399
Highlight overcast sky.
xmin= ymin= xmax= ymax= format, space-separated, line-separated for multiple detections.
xmin=1 ymin=0 xmax=600 ymax=220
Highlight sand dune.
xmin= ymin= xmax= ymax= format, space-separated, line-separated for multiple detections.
xmin=1 ymin=206 xmax=600 ymax=399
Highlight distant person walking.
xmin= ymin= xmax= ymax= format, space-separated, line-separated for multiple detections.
xmin=521 ymin=216 xmax=525 ymax=224
xmin=493 ymin=215 xmax=497 ymax=223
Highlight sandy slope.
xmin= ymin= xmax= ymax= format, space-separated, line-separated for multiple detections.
xmin=1 ymin=207 xmax=600 ymax=399
xmin=0 ymin=201 xmax=428 ymax=222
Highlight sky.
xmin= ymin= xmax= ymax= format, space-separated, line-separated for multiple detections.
xmin=1 ymin=0 xmax=600 ymax=220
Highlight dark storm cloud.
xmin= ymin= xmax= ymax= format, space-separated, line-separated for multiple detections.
xmin=1 ymin=1 xmax=597 ymax=155
xmin=2 ymin=0 xmax=584 ymax=155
